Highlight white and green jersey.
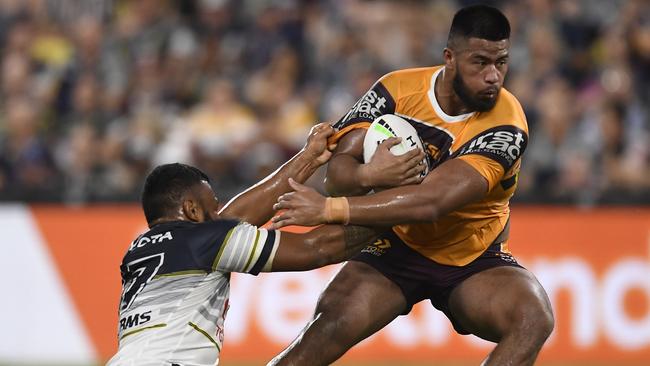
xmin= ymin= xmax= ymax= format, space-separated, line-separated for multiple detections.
xmin=107 ymin=219 xmax=280 ymax=366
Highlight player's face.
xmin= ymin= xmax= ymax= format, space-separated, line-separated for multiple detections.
xmin=194 ymin=180 xmax=221 ymax=222
xmin=451 ymin=37 xmax=510 ymax=112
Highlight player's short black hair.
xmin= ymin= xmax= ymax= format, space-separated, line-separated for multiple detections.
xmin=141 ymin=163 xmax=210 ymax=224
xmin=447 ymin=5 xmax=510 ymax=48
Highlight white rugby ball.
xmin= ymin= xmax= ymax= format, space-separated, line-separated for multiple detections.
xmin=363 ymin=114 xmax=429 ymax=177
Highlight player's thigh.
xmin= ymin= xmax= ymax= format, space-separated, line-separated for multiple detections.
xmin=447 ymin=266 xmax=553 ymax=342
xmin=314 ymin=260 xmax=407 ymax=340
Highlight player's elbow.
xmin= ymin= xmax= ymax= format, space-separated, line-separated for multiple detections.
xmin=324 ymin=176 xmax=342 ymax=197
xmin=410 ymin=200 xmax=441 ymax=223
xmin=324 ymin=176 xmax=369 ymax=198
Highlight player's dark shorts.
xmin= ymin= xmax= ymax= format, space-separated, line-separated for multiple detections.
xmin=351 ymin=229 xmax=524 ymax=335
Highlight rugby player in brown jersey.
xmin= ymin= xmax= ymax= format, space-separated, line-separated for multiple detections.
xmin=269 ymin=5 xmax=554 ymax=366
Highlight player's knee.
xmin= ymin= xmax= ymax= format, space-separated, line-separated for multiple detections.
xmin=530 ymin=283 xmax=554 ymax=342
xmin=314 ymin=307 xmax=358 ymax=341
xmin=314 ymin=291 xmax=339 ymax=320
xmin=512 ymin=288 xmax=554 ymax=344
xmin=314 ymin=274 xmax=360 ymax=318
xmin=314 ymin=293 xmax=356 ymax=339
xmin=535 ymin=303 xmax=555 ymax=341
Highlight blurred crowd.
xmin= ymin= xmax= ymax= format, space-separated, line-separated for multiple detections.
xmin=0 ymin=0 xmax=647 ymax=205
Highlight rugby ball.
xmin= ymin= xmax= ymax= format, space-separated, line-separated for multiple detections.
xmin=363 ymin=114 xmax=429 ymax=177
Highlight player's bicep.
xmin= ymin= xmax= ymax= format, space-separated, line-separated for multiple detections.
xmin=211 ymin=223 xmax=280 ymax=275
xmin=457 ymin=155 xmax=505 ymax=192
xmin=331 ymin=128 xmax=366 ymax=159
xmin=325 ymin=129 xmax=370 ymax=196
xmin=421 ymin=158 xmax=488 ymax=216
xmin=261 ymin=231 xmax=324 ymax=272
xmin=261 ymin=225 xmax=375 ymax=272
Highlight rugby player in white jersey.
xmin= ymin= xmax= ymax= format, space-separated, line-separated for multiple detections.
xmin=107 ymin=123 xmax=425 ymax=366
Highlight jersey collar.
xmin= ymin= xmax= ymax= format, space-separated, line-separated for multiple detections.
xmin=428 ymin=67 xmax=475 ymax=123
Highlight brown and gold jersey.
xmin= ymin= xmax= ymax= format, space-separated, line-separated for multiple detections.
xmin=329 ymin=66 xmax=528 ymax=266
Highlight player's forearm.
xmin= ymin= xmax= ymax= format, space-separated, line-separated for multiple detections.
xmin=269 ymin=225 xmax=379 ymax=272
xmin=343 ymin=160 xmax=487 ymax=226
xmin=345 ymin=184 xmax=438 ymax=226
xmin=308 ymin=225 xmax=379 ymax=266
xmin=220 ymin=150 xmax=321 ymax=226
xmin=325 ymin=154 xmax=372 ymax=197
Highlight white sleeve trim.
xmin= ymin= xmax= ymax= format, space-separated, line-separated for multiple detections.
xmin=261 ymin=231 xmax=281 ymax=272
xmin=214 ymin=223 xmax=278 ymax=274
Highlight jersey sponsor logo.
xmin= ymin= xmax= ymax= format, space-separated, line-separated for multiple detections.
xmin=455 ymin=125 xmax=527 ymax=170
xmin=119 ymin=311 xmax=152 ymax=331
xmin=362 ymin=238 xmax=391 ymax=256
xmin=129 ymin=231 xmax=173 ymax=251
xmin=335 ymin=82 xmax=395 ymax=128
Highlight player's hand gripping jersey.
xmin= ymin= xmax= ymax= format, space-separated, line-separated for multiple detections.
xmin=107 ymin=220 xmax=279 ymax=366
xmin=330 ymin=66 xmax=528 ymax=266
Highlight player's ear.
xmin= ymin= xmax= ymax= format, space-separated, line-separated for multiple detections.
xmin=182 ymin=198 xmax=204 ymax=223
xmin=443 ymin=47 xmax=455 ymax=70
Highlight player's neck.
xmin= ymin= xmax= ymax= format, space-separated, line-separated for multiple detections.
xmin=435 ymin=68 xmax=474 ymax=116
xmin=149 ymin=216 xmax=187 ymax=228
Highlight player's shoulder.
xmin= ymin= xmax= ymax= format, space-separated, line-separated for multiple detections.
xmin=156 ymin=219 xmax=241 ymax=240
xmin=182 ymin=219 xmax=245 ymax=247
xmin=480 ymin=88 xmax=528 ymax=133
xmin=381 ymin=66 xmax=441 ymax=92
xmin=383 ymin=65 xmax=440 ymax=79
xmin=124 ymin=220 xmax=241 ymax=257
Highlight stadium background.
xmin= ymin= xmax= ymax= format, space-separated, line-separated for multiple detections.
xmin=0 ymin=0 xmax=648 ymax=365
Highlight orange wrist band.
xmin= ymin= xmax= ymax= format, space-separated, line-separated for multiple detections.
xmin=325 ymin=197 xmax=350 ymax=225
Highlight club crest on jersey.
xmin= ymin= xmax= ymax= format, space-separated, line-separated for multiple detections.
xmin=129 ymin=231 xmax=173 ymax=251
xmin=424 ymin=142 xmax=442 ymax=161
xmin=456 ymin=126 xmax=527 ymax=170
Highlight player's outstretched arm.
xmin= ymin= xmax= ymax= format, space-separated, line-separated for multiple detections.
xmin=325 ymin=130 xmax=425 ymax=197
xmin=218 ymin=123 xmax=334 ymax=226
xmin=271 ymin=158 xmax=487 ymax=228
xmin=265 ymin=225 xmax=380 ymax=272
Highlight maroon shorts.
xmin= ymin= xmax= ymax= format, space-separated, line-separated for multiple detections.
xmin=351 ymin=230 xmax=523 ymax=335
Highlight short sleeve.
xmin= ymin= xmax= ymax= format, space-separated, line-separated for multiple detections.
xmin=457 ymin=154 xmax=505 ymax=191
xmin=453 ymin=125 xmax=528 ymax=190
xmin=329 ymin=73 xmax=399 ymax=146
xmin=210 ymin=222 xmax=280 ymax=275
xmin=186 ymin=220 xmax=280 ymax=275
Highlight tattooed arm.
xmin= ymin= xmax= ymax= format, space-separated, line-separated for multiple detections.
xmin=264 ymin=225 xmax=381 ymax=272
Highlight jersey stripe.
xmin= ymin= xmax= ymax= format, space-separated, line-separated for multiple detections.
xmin=249 ymin=230 xmax=277 ymax=275
xmin=211 ymin=223 xmax=274 ymax=274
xmin=119 ymin=323 xmax=167 ymax=340
xmin=154 ymin=269 xmax=206 ymax=279
xmin=262 ymin=231 xmax=281 ymax=272
xmin=212 ymin=227 xmax=235 ymax=271
xmin=223 ymin=227 xmax=244 ymax=270
xmin=243 ymin=229 xmax=261 ymax=271
xmin=188 ymin=322 xmax=221 ymax=351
